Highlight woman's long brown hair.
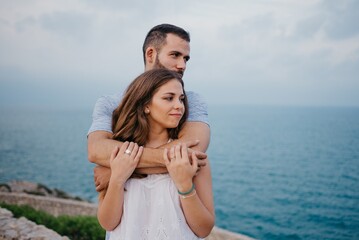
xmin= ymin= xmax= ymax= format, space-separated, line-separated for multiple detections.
xmin=112 ymin=69 xmax=188 ymax=146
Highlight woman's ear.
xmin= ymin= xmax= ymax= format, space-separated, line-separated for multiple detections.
xmin=144 ymin=107 xmax=150 ymax=114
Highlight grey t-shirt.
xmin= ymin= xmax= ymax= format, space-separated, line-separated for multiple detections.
xmin=88 ymin=90 xmax=209 ymax=135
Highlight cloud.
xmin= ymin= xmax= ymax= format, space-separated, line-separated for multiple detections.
xmin=0 ymin=0 xmax=358 ymax=107
xmin=15 ymin=16 xmax=36 ymax=33
xmin=39 ymin=11 xmax=94 ymax=42
xmin=322 ymin=0 xmax=359 ymax=39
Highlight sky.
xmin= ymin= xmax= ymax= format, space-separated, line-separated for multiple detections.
xmin=1 ymin=0 xmax=359 ymax=108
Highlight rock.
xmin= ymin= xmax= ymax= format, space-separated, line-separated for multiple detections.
xmin=0 ymin=184 xmax=11 ymax=193
xmin=0 ymin=207 xmax=69 ymax=240
xmin=1 ymin=181 xmax=86 ymax=202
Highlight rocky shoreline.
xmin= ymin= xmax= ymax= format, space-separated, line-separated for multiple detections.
xmin=0 ymin=181 xmax=255 ymax=240
xmin=0 ymin=207 xmax=69 ymax=240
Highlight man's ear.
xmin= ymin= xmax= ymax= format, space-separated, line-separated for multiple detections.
xmin=145 ymin=47 xmax=157 ymax=64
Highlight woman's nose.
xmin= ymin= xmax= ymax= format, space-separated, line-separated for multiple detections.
xmin=174 ymin=99 xmax=184 ymax=109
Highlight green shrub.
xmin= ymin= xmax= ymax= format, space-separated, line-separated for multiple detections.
xmin=0 ymin=203 xmax=105 ymax=240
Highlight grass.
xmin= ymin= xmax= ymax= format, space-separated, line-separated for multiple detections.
xmin=0 ymin=202 xmax=105 ymax=240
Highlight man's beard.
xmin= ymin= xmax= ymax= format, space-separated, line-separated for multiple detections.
xmin=154 ymin=57 xmax=184 ymax=77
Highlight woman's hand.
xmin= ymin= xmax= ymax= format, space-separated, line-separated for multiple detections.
xmin=110 ymin=141 xmax=143 ymax=185
xmin=164 ymin=143 xmax=198 ymax=192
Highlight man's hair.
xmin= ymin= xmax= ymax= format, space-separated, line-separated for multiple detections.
xmin=142 ymin=24 xmax=190 ymax=64
xmin=112 ymin=69 xmax=189 ymax=146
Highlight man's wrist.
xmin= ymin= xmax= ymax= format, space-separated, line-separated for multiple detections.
xmin=134 ymin=167 xmax=168 ymax=174
xmin=138 ymin=147 xmax=166 ymax=168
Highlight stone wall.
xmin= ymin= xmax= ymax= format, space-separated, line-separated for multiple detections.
xmin=0 ymin=192 xmax=96 ymax=217
xmin=0 ymin=192 xmax=255 ymax=240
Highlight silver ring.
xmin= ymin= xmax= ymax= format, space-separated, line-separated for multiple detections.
xmin=125 ymin=149 xmax=131 ymax=155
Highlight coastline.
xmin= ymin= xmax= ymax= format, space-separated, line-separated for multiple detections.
xmin=0 ymin=181 xmax=255 ymax=240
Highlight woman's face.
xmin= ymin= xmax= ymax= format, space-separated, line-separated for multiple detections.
xmin=146 ymin=79 xmax=185 ymax=131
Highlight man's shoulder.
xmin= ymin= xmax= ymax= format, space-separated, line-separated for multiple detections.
xmin=96 ymin=93 xmax=122 ymax=107
xmin=185 ymin=90 xmax=209 ymax=124
xmin=98 ymin=92 xmax=122 ymax=102
xmin=186 ymin=90 xmax=199 ymax=99
xmin=186 ymin=90 xmax=206 ymax=104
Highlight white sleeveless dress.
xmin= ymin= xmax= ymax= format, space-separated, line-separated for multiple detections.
xmin=109 ymin=174 xmax=202 ymax=240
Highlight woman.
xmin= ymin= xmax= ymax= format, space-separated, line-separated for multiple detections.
xmin=97 ymin=69 xmax=215 ymax=239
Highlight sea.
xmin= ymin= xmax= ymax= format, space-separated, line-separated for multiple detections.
xmin=0 ymin=105 xmax=358 ymax=240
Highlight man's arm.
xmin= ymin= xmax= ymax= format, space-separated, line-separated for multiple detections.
xmin=91 ymin=122 xmax=210 ymax=191
xmin=178 ymin=121 xmax=210 ymax=152
xmin=88 ymin=121 xmax=210 ymax=168
xmin=88 ymin=131 xmax=165 ymax=169
xmin=134 ymin=121 xmax=210 ymax=174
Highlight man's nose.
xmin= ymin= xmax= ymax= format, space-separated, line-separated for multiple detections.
xmin=176 ymin=58 xmax=186 ymax=71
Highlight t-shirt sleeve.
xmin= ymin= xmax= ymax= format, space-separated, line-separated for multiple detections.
xmin=186 ymin=91 xmax=210 ymax=126
xmin=87 ymin=96 xmax=116 ymax=135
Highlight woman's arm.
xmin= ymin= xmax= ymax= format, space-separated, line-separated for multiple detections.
xmin=164 ymin=144 xmax=215 ymax=238
xmin=180 ymin=159 xmax=215 ymax=237
xmin=97 ymin=179 xmax=126 ymax=231
xmin=97 ymin=142 xmax=143 ymax=230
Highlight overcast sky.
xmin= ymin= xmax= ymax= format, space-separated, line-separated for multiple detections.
xmin=1 ymin=0 xmax=359 ymax=108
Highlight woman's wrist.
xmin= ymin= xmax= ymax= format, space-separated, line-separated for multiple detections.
xmin=177 ymin=181 xmax=194 ymax=195
xmin=109 ymin=175 xmax=127 ymax=188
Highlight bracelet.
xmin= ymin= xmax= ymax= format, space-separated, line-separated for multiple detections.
xmin=177 ymin=183 xmax=195 ymax=195
xmin=180 ymin=190 xmax=197 ymax=199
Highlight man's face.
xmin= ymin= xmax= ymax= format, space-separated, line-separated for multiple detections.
xmin=153 ymin=33 xmax=190 ymax=77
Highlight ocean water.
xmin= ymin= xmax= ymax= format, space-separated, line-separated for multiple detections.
xmin=0 ymin=105 xmax=358 ymax=240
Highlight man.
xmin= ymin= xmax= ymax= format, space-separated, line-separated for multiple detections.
xmin=88 ymin=24 xmax=210 ymax=191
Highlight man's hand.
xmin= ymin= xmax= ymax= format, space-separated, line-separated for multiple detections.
xmin=188 ymin=147 xmax=207 ymax=170
xmin=94 ymin=165 xmax=111 ymax=192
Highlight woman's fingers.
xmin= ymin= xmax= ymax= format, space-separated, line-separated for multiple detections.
xmin=175 ymin=144 xmax=182 ymax=160
xmin=119 ymin=141 xmax=130 ymax=155
xmin=110 ymin=146 xmax=119 ymax=161
xmin=163 ymin=148 xmax=170 ymax=165
xmin=130 ymin=143 xmax=139 ymax=158
xmin=126 ymin=142 xmax=135 ymax=155
xmin=181 ymin=143 xmax=188 ymax=161
xmin=134 ymin=146 xmax=143 ymax=163
xmin=170 ymin=146 xmax=175 ymax=160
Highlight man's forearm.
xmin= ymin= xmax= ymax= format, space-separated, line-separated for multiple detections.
xmin=88 ymin=137 xmax=120 ymax=167
xmin=137 ymin=147 xmax=165 ymax=168
xmin=177 ymin=122 xmax=210 ymax=152
xmin=88 ymin=122 xmax=210 ymax=169
xmin=88 ymin=131 xmax=166 ymax=168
